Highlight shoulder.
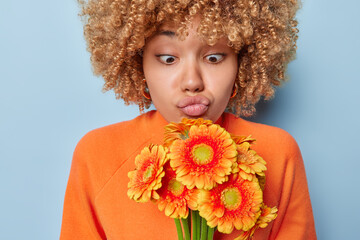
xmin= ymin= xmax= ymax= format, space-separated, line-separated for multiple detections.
xmin=75 ymin=110 xmax=158 ymax=153
xmin=78 ymin=111 xmax=153 ymax=144
xmin=224 ymin=113 xmax=301 ymax=160
xmin=70 ymin=111 xmax=159 ymax=192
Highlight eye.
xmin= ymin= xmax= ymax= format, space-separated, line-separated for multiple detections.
xmin=205 ymin=54 xmax=225 ymax=63
xmin=157 ymin=55 xmax=177 ymax=64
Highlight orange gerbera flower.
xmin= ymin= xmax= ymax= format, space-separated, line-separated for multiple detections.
xmin=198 ymin=174 xmax=263 ymax=234
xmin=156 ymin=163 xmax=199 ymax=218
xmin=232 ymin=137 xmax=266 ymax=182
xmin=127 ymin=144 xmax=168 ymax=203
xmin=164 ymin=118 xmax=213 ymax=147
xmin=235 ymin=204 xmax=278 ymax=240
xmin=169 ymin=124 xmax=237 ymax=190
xmin=231 ymin=135 xmax=256 ymax=145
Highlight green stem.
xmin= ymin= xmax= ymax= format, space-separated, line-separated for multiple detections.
xmin=207 ymin=226 xmax=215 ymax=240
xmin=200 ymin=217 xmax=208 ymax=240
xmin=181 ymin=218 xmax=191 ymax=240
xmin=196 ymin=213 xmax=201 ymax=240
xmin=192 ymin=211 xmax=198 ymax=240
xmin=174 ymin=219 xmax=184 ymax=240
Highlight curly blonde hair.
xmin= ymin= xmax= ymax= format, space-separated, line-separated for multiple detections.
xmin=78 ymin=0 xmax=300 ymax=116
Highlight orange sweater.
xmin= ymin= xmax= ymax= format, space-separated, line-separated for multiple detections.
xmin=60 ymin=111 xmax=316 ymax=240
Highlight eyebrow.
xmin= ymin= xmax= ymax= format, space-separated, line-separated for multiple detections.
xmin=158 ymin=30 xmax=176 ymax=38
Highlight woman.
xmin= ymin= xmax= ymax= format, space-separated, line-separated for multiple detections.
xmin=61 ymin=0 xmax=316 ymax=239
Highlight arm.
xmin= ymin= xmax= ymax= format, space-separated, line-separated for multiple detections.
xmin=60 ymin=135 xmax=106 ymax=240
xmin=270 ymin=140 xmax=317 ymax=240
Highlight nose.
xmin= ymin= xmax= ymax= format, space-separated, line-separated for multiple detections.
xmin=180 ymin=61 xmax=204 ymax=93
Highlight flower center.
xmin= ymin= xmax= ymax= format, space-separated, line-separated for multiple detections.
xmin=221 ymin=187 xmax=242 ymax=210
xmin=168 ymin=179 xmax=185 ymax=196
xmin=192 ymin=143 xmax=214 ymax=165
xmin=143 ymin=166 xmax=154 ymax=181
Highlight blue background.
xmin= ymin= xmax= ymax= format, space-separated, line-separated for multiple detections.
xmin=0 ymin=0 xmax=359 ymax=239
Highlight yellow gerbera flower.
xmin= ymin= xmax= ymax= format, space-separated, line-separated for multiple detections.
xmin=169 ymin=124 xmax=237 ymax=190
xmin=164 ymin=118 xmax=213 ymax=147
xmin=232 ymin=137 xmax=267 ymax=182
xmin=234 ymin=204 xmax=278 ymax=240
xmin=198 ymin=174 xmax=263 ymax=234
xmin=156 ymin=163 xmax=199 ymax=218
xmin=257 ymin=204 xmax=278 ymax=228
xmin=127 ymin=144 xmax=168 ymax=203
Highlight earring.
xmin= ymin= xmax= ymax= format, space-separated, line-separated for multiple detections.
xmin=230 ymin=83 xmax=238 ymax=99
xmin=142 ymin=79 xmax=151 ymax=100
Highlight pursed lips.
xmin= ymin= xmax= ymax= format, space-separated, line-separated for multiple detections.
xmin=177 ymin=95 xmax=210 ymax=117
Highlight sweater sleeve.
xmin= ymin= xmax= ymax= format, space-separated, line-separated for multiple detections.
xmin=60 ymin=134 xmax=106 ymax=240
xmin=270 ymin=138 xmax=317 ymax=240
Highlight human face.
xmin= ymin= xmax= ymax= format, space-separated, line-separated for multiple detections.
xmin=142 ymin=21 xmax=238 ymax=123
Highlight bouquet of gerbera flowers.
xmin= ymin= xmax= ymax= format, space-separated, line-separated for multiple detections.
xmin=127 ymin=118 xmax=277 ymax=240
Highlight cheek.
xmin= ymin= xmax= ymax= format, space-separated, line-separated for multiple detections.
xmin=143 ymin=63 xmax=166 ymax=95
xmin=146 ymin=72 xmax=175 ymax=96
xmin=209 ymin=68 xmax=237 ymax=109
xmin=144 ymin=67 xmax=178 ymax=99
xmin=218 ymin=86 xmax=233 ymax=107
xmin=208 ymin=72 xmax=236 ymax=96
